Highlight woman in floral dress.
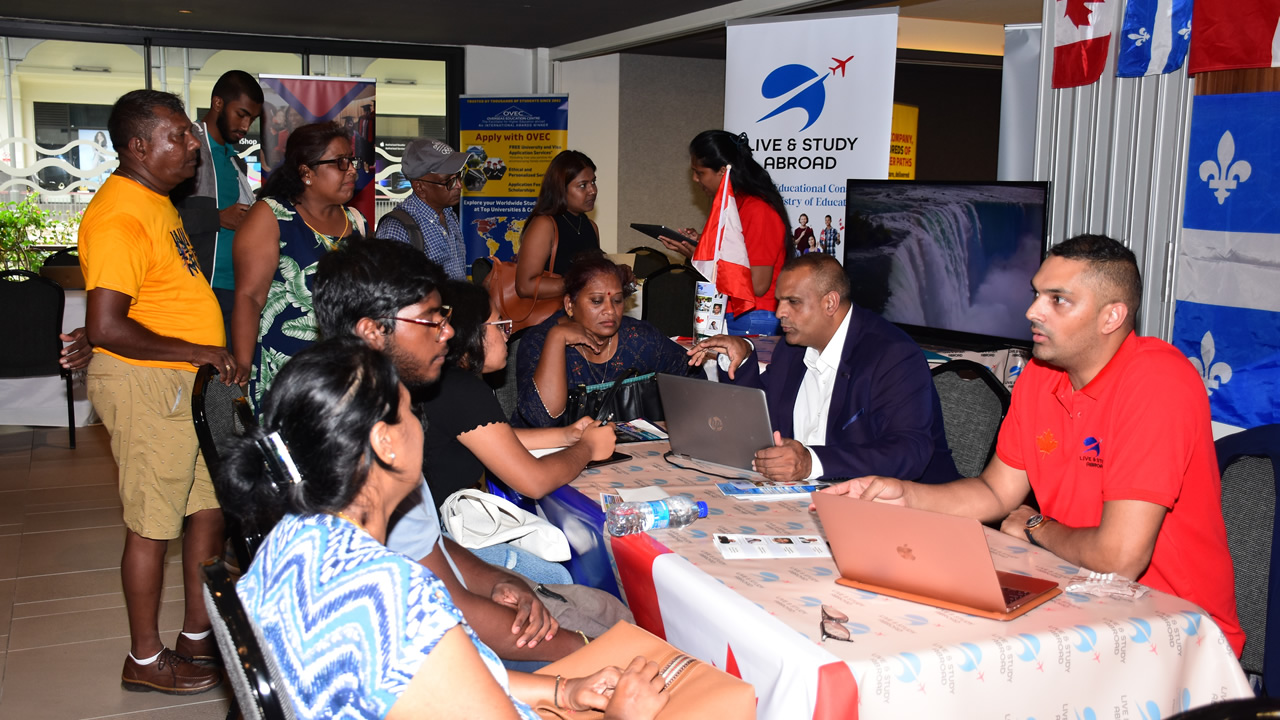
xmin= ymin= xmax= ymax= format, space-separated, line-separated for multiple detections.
xmin=230 ymin=121 xmax=365 ymax=405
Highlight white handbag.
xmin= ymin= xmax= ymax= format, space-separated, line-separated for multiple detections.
xmin=441 ymin=489 xmax=572 ymax=562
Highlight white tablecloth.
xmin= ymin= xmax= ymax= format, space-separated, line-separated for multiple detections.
xmin=0 ymin=290 xmax=94 ymax=427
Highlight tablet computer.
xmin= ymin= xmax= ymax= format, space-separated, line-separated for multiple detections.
xmin=630 ymin=223 xmax=694 ymax=245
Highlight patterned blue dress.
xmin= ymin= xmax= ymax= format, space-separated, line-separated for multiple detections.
xmin=248 ymin=197 xmax=365 ymax=407
xmin=238 ymin=513 xmax=537 ymax=720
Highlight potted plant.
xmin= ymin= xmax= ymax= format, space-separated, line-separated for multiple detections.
xmin=0 ymin=195 xmax=51 ymax=273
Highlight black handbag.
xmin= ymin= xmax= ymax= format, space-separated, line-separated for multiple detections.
xmin=562 ymin=368 xmax=664 ymax=426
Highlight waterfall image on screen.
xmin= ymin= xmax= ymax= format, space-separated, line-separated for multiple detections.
xmin=844 ymin=181 xmax=1046 ymax=345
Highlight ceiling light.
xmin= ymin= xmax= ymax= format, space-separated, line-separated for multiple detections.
xmin=178 ymin=9 xmax=193 ymax=13
xmin=384 ymin=78 xmax=416 ymax=85
xmin=72 ymin=65 xmax=111 ymax=73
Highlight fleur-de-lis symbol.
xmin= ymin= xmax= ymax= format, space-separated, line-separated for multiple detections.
xmin=1187 ymin=331 xmax=1232 ymax=395
xmin=1178 ymin=20 xmax=1191 ymax=40
xmin=1128 ymin=27 xmax=1151 ymax=46
xmin=1199 ymin=131 xmax=1251 ymax=204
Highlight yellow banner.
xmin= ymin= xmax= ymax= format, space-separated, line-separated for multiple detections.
xmin=889 ymin=103 xmax=918 ymax=180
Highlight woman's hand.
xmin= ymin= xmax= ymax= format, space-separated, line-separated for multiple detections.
xmin=580 ymin=422 xmax=617 ymax=461
xmin=563 ymin=666 xmax=622 ymax=712
xmin=553 ymin=323 xmax=606 ymax=356
xmin=560 ymin=415 xmax=595 ymax=445
xmin=657 ymin=229 xmax=698 ymax=259
xmin=602 ymin=656 xmax=670 ymax=720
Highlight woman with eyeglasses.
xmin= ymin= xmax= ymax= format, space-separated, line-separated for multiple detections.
xmin=515 ymin=256 xmax=696 ymax=428
xmin=230 ymin=121 xmax=366 ymax=405
xmin=514 ymin=150 xmax=600 ymax=301
xmin=424 ymin=281 xmax=616 ymax=513
xmin=221 ymin=338 xmax=668 ymax=720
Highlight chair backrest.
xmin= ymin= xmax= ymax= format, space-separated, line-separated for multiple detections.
xmin=1216 ymin=423 xmax=1280 ymax=687
xmin=192 ymin=364 xmax=263 ymax=567
xmin=202 ymin=560 xmax=296 ymax=720
xmin=39 ymin=248 xmax=85 ymax=290
xmin=626 ymin=246 xmax=669 ymax=280
xmin=40 ymin=248 xmax=80 ymax=266
xmin=640 ymin=264 xmax=698 ymax=337
xmin=929 ymin=359 xmax=1011 ymax=478
xmin=0 ymin=270 xmax=65 ymax=378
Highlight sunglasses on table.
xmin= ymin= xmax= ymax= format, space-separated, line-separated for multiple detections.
xmin=312 ymin=155 xmax=359 ymax=172
xmin=819 ymin=604 xmax=853 ymax=643
xmin=377 ymin=306 xmax=452 ymax=335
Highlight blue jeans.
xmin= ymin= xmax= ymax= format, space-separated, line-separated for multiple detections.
xmin=467 ymin=542 xmax=573 ymax=585
xmin=726 ymin=309 xmax=779 ymax=336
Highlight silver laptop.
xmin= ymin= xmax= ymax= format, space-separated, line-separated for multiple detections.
xmin=657 ymin=373 xmax=774 ymax=475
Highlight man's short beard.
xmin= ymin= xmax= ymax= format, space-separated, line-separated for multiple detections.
xmin=215 ymin=110 xmax=234 ymax=143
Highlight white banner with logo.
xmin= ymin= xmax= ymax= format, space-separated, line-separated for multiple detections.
xmin=724 ymin=7 xmax=899 ymax=256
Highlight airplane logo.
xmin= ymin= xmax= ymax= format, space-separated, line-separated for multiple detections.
xmin=829 ymin=55 xmax=855 ymax=77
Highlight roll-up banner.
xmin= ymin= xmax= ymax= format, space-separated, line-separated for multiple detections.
xmin=459 ymin=95 xmax=569 ymax=265
xmin=258 ymin=74 xmax=377 ymax=224
xmin=724 ymin=7 xmax=899 ymax=262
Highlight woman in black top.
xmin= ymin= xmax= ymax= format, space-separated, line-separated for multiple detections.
xmin=514 ymin=150 xmax=600 ymax=300
xmin=420 ymin=281 xmax=616 ymax=509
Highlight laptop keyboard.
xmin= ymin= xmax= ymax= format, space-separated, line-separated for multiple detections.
xmin=1002 ymin=586 xmax=1032 ymax=608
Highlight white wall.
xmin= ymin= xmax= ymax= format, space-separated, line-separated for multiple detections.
xmin=553 ymin=54 xmax=621 ymax=252
xmin=465 ymin=45 xmax=535 ymax=95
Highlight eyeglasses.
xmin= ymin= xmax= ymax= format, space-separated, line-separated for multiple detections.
xmin=484 ymin=319 xmax=513 ymax=337
xmin=819 ymin=604 xmax=853 ymax=643
xmin=378 ymin=305 xmax=452 ymax=336
xmin=312 ymin=155 xmax=358 ymax=172
xmin=418 ymin=172 xmax=464 ymax=189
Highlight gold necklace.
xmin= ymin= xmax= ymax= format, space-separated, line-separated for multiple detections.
xmin=332 ymin=510 xmax=367 ymax=534
xmin=563 ymin=212 xmax=585 ymax=234
xmin=300 ymin=205 xmax=350 ymax=250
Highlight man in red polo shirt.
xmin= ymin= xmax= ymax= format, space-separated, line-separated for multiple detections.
xmin=823 ymin=234 xmax=1244 ymax=657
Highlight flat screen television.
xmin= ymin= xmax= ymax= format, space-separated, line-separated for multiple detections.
xmin=843 ymin=180 xmax=1049 ymax=350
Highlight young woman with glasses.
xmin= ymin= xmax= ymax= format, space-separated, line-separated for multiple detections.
xmin=422 ymin=281 xmax=615 ymax=524
xmin=230 ymin=121 xmax=367 ymax=405
xmin=514 ymin=150 xmax=601 ymax=301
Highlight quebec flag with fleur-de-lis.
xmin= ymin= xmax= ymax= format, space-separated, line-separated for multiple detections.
xmin=1173 ymin=91 xmax=1280 ymax=431
xmin=1116 ymin=0 xmax=1192 ymax=78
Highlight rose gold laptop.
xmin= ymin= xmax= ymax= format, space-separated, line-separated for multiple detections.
xmin=812 ymin=492 xmax=1061 ymax=621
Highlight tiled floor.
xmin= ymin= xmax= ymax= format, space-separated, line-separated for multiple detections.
xmin=0 ymin=425 xmax=230 ymax=720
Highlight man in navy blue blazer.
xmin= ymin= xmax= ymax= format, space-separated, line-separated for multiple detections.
xmin=688 ymin=253 xmax=958 ymax=484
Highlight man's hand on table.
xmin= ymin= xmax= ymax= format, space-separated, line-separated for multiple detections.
xmin=753 ymin=431 xmax=811 ymax=482
xmin=809 ymin=475 xmax=910 ymax=510
xmin=490 ymin=579 xmax=559 ymax=648
xmin=687 ymin=334 xmax=752 ymax=379
xmin=999 ymin=503 xmax=1039 ymax=540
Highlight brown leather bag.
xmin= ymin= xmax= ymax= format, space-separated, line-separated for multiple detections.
xmin=488 ymin=220 xmax=562 ymax=332
xmin=532 ymin=622 xmax=756 ymax=720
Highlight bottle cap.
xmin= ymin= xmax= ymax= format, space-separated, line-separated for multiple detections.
xmin=695 ymin=501 xmax=709 ymax=518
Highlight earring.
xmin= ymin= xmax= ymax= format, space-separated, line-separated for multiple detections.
xmin=305 ymin=179 xmax=312 ymax=185
xmin=389 ymin=452 xmax=396 ymax=461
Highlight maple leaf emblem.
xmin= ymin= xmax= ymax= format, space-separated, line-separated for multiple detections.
xmin=1063 ymin=0 xmax=1102 ymax=29
xmin=1036 ymin=430 xmax=1059 ymax=456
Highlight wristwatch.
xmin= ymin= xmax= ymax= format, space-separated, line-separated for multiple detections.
xmin=1024 ymin=513 xmax=1050 ymax=548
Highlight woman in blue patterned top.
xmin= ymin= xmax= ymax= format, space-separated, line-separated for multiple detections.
xmin=515 ymin=256 xmax=698 ymax=427
xmin=217 ymin=338 xmax=668 ymax=719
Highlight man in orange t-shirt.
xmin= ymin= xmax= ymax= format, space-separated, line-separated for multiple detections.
xmin=821 ymin=234 xmax=1244 ymax=657
xmin=79 ymin=89 xmax=236 ymax=695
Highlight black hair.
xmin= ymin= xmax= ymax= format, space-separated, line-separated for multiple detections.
xmin=1048 ymin=234 xmax=1142 ymax=319
xmin=314 ymin=238 xmax=446 ymax=340
xmin=214 ymin=337 xmax=404 ymax=534
xmin=783 ymin=252 xmax=851 ymax=304
xmin=441 ymin=279 xmax=493 ymax=373
xmin=528 ymin=150 xmax=596 ymax=220
xmin=107 ymin=89 xmax=187 ymax=151
xmin=211 ymin=70 xmax=264 ymax=106
xmin=689 ymin=130 xmax=792 ymax=256
xmin=257 ymin=121 xmax=348 ymax=202
xmin=563 ymin=255 xmax=632 ymax=301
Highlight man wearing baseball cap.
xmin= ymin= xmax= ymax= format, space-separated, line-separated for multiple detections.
xmin=376 ymin=138 xmax=472 ymax=279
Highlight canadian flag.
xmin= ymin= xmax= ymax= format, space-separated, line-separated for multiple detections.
xmin=691 ymin=167 xmax=756 ymax=316
xmin=1188 ymin=0 xmax=1280 ymax=74
xmin=1053 ymin=0 xmax=1118 ymax=88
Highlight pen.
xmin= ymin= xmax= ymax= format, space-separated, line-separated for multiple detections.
xmin=598 ymin=412 xmax=615 ymax=427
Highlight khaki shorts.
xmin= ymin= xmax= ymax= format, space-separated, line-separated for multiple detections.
xmin=87 ymin=353 xmax=219 ymax=540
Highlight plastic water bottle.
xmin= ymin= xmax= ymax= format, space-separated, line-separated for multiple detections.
xmin=606 ymin=497 xmax=709 ymax=537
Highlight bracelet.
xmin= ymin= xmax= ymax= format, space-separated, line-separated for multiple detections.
xmin=576 ymin=630 xmax=591 ymax=646
xmin=553 ymin=674 xmax=563 ymax=709
xmin=532 ymin=377 xmax=565 ymax=420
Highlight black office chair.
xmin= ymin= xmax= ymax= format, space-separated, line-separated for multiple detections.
xmin=0 ymin=270 xmax=76 ymax=448
xmin=626 ymin=245 xmax=669 ymax=280
xmin=640 ymin=264 xmax=699 ymax=337
xmin=471 ymin=257 xmax=493 ymax=287
xmin=1166 ymin=697 xmax=1280 ymax=719
xmin=192 ymin=364 xmax=262 ymax=570
xmin=929 ymin=360 xmax=1010 ymax=478
xmin=1217 ymin=423 xmax=1280 ymax=694
xmin=202 ymin=560 xmax=296 ymax=720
